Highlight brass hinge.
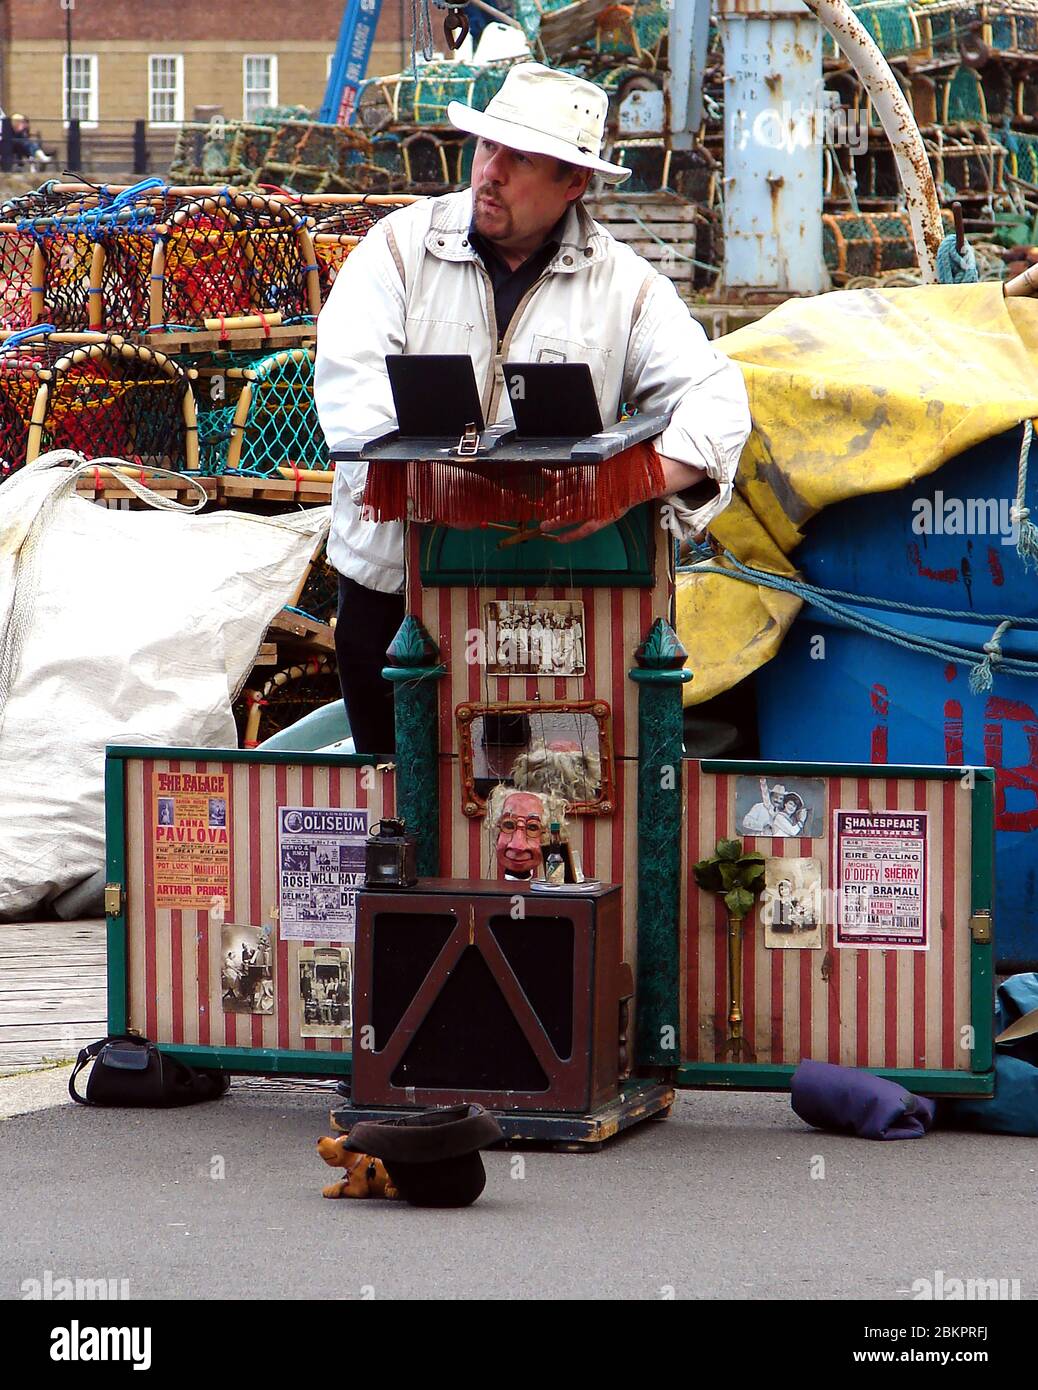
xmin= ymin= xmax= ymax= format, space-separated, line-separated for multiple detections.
xmin=969 ymin=909 xmax=992 ymax=944
xmin=104 ymin=882 xmax=124 ymax=917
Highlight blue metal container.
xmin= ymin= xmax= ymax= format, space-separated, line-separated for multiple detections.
xmin=758 ymin=600 xmax=1038 ymax=968
xmin=796 ymin=426 xmax=1037 ymax=618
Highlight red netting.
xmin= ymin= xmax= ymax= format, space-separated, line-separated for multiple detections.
xmin=0 ymin=334 xmax=190 ymax=477
xmin=0 ymin=232 xmax=38 ymax=330
xmin=158 ymin=196 xmax=311 ymax=328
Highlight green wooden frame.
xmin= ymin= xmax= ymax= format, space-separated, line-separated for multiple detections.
xmin=103 ymin=744 xmax=389 ymax=1078
xmin=417 ymin=505 xmax=657 ymax=588
xmin=666 ymin=758 xmax=996 ymax=1097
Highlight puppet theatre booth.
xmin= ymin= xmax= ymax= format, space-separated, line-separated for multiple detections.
xmin=104 ymin=363 xmax=997 ymax=1147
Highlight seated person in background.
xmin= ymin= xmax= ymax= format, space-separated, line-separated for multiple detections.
xmin=8 ymin=115 xmax=50 ymax=166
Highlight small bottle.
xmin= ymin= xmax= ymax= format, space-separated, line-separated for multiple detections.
xmin=544 ymin=823 xmax=566 ymax=886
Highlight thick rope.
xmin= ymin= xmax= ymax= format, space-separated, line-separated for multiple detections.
xmin=935 ymin=232 xmax=978 ymax=284
xmin=1011 ymin=419 xmax=1038 ymax=572
xmin=687 ymin=550 xmax=1038 ymax=689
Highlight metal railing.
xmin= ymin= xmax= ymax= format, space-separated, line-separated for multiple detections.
xmin=0 ymin=119 xmax=178 ymax=179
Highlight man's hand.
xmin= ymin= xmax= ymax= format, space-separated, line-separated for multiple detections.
xmin=541 ymin=453 xmax=711 ymax=543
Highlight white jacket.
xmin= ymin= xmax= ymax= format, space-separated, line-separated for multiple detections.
xmin=315 ymin=189 xmax=750 ymax=593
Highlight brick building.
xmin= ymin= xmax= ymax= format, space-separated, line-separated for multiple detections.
xmin=0 ymin=0 xmax=408 ymax=146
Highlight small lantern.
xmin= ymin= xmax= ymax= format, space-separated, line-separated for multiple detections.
xmin=364 ymin=817 xmax=418 ymax=889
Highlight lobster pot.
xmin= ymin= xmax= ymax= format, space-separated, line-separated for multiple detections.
xmin=757 ymin=600 xmax=1037 ymax=970
xmin=9 ymin=334 xmax=197 ymax=472
xmin=822 ymin=210 xmax=954 ymax=283
xmin=356 ymin=59 xmax=516 ymax=130
xmin=150 ymin=191 xmax=320 ymax=330
xmin=35 ymin=229 xmax=95 ymax=329
xmin=224 ymin=347 xmax=327 ymax=477
xmin=105 ymin=748 xmax=399 ymax=1076
xmin=257 ymin=120 xmax=371 ymax=192
xmin=169 ymin=122 xmax=277 ymax=184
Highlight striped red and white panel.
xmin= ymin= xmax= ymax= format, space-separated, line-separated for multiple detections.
xmin=404 ymin=522 xmax=671 ymax=759
xmin=679 ymin=763 xmax=972 ymax=1071
xmin=125 ymin=757 xmax=395 ymax=1055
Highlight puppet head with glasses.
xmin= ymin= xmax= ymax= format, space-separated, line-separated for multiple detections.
xmin=486 ymin=785 xmax=568 ymax=880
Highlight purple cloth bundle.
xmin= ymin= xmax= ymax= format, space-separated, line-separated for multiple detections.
xmin=791 ymin=1059 xmax=936 ymax=1140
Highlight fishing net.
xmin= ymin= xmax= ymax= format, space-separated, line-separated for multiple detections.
xmin=942 ymin=66 xmax=987 ymax=123
xmin=0 ymin=230 xmax=39 ymax=330
xmin=294 ymin=544 xmax=338 ymax=625
xmin=0 ymin=332 xmax=192 ymax=477
xmin=230 ymin=347 xmax=327 ymax=477
xmin=155 ymin=192 xmax=315 ymax=329
xmin=591 ymin=1 xmax=669 ymax=62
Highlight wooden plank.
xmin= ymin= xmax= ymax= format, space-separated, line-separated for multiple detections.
xmin=598 ymin=222 xmax=702 ymax=241
xmin=0 ymin=1020 xmax=106 ymax=1043
xmin=127 ymin=324 xmax=315 ymax=355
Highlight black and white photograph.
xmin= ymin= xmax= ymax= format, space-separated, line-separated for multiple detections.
xmin=485 ymin=599 xmax=586 ymax=676
xmin=157 ymin=796 xmax=175 ymax=826
xmin=220 ymin=922 xmax=274 ymax=1015
xmin=736 ymin=775 xmax=825 ymax=838
xmin=762 ymin=857 xmax=824 ymax=950
xmin=207 ymin=796 xmax=227 ymax=828
xmin=297 ymin=946 xmax=352 ymax=1039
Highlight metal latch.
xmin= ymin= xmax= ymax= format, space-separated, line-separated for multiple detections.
xmin=104 ymin=882 xmax=124 ymax=917
xmin=456 ymin=422 xmax=480 ymax=457
xmin=969 ymin=909 xmax=992 ymax=944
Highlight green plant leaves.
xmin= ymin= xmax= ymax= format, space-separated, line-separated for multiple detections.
xmin=694 ymin=840 xmax=765 ymax=918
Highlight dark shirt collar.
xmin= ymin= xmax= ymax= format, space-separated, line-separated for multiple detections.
xmin=467 ymin=211 xmax=568 ymax=277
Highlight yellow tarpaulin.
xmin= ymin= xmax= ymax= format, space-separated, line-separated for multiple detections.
xmin=677 ymin=282 xmax=1038 ymax=703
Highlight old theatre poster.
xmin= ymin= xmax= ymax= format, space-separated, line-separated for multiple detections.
xmin=834 ymin=809 xmax=929 ymax=950
xmin=152 ymin=770 xmax=231 ymax=908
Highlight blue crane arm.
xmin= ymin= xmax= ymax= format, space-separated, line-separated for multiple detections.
xmin=320 ymin=0 xmax=383 ymax=126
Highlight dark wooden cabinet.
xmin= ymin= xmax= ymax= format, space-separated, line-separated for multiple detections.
xmin=353 ymin=880 xmax=633 ymax=1114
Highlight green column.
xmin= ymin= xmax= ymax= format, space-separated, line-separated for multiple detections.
xmin=383 ymin=615 xmax=446 ymax=878
xmin=630 ymin=618 xmax=691 ymax=1069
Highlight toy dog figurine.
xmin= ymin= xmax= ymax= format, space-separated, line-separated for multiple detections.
xmin=316 ymin=1135 xmax=399 ymax=1200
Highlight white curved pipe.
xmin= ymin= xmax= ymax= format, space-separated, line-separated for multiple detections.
xmin=799 ymin=0 xmax=942 ymax=282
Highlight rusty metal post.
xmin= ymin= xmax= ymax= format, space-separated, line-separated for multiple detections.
xmin=799 ymin=0 xmax=941 ymax=282
xmin=717 ymin=0 xmax=826 ymax=295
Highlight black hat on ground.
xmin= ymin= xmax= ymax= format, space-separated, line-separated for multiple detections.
xmin=345 ymin=1104 xmax=504 ymax=1207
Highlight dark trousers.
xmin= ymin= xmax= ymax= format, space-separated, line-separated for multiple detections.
xmin=335 ymin=575 xmax=405 ymax=754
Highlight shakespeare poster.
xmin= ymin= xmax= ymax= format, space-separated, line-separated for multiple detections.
xmin=152 ymin=770 xmax=230 ymax=909
xmin=277 ymin=806 xmax=369 ymax=942
xmin=834 ymin=809 xmax=929 ymax=950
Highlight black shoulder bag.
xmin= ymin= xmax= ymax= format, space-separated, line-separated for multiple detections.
xmin=69 ymin=1034 xmax=230 ymax=1108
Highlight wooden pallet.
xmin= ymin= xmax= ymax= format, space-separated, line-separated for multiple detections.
xmin=587 ymin=192 xmax=702 ymax=294
xmin=76 ymin=471 xmax=332 ymax=507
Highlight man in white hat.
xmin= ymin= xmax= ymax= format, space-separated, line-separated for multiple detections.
xmin=315 ymin=61 xmax=750 ymax=752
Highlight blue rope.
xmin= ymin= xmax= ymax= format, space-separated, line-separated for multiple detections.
xmin=685 ymin=550 xmax=1038 ymax=685
xmin=1 ymin=323 xmax=57 ymax=351
xmin=936 ymin=232 xmax=979 ymax=284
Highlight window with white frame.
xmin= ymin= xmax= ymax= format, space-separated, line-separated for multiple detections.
xmin=149 ymin=55 xmax=184 ymax=125
xmin=243 ymin=55 xmax=277 ymax=121
xmin=63 ymin=53 xmax=98 ymax=126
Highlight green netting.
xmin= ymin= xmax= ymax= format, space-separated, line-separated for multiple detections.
xmin=944 ymin=67 xmax=986 ymax=123
xmin=197 ymin=402 xmax=237 ymax=474
xmin=996 ymin=128 xmax=1038 ymax=185
xmin=234 ymin=348 xmax=327 ymax=477
xmin=513 ymin=0 xmax=574 ymax=43
xmin=358 ymin=60 xmax=516 ymax=129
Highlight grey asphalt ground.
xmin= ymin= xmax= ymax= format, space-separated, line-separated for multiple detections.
xmin=0 ymin=1078 xmax=1035 ymax=1301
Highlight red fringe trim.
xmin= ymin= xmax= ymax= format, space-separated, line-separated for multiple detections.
xmin=362 ymin=440 xmax=665 ymax=527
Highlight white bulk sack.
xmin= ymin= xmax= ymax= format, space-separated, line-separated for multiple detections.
xmin=0 ymin=453 xmax=331 ymax=919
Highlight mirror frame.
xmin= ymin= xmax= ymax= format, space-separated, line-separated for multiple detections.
xmin=456 ymin=699 xmax=616 ymax=819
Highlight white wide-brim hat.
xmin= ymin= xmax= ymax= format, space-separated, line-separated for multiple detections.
xmin=448 ymin=62 xmax=631 ymax=186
